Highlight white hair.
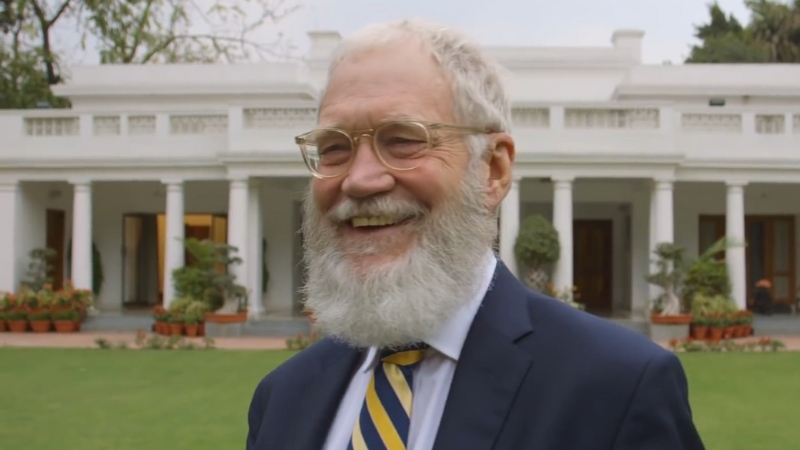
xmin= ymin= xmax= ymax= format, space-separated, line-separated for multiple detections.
xmin=319 ymin=18 xmax=513 ymax=159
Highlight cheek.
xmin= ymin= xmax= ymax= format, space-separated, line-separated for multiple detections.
xmin=395 ymin=169 xmax=453 ymax=208
xmin=311 ymin=180 xmax=340 ymax=212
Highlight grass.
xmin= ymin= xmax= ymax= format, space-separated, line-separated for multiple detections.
xmin=0 ymin=348 xmax=293 ymax=450
xmin=0 ymin=348 xmax=797 ymax=449
xmin=680 ymin=352 xmax=800 ymax=450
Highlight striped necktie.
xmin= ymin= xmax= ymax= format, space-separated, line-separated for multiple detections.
xmin=348 ymin=343 xmax=428 ymax=450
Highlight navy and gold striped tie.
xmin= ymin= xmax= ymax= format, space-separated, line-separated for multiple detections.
xmin=348 ymin=344 xmax=428 ymax=450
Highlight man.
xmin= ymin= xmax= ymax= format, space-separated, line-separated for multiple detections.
xmin=246 ymin=18 xmax=705 ymax=450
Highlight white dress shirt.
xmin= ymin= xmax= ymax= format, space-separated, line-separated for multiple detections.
xmin=322 ymin=252 xmax=498 ymax=450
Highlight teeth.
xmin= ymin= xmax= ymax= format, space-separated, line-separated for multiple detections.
xmin=351 ymin=216 xmax=398 ymax=227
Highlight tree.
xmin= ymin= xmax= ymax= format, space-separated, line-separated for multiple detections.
xmin=0 ymin=0 xmax=301 ymax=109
xmin=687 ymin=1 xmax=800 ymax=63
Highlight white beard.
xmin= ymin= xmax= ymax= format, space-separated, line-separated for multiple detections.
xmin=300 ymin=165 xmax=498 ymax=349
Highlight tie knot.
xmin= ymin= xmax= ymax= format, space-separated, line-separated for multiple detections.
xmin=380 ymin=343 xmax=428 ymax=366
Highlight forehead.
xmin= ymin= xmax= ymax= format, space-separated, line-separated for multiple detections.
xmin=318 ymin=40 xmax=455 ymax=128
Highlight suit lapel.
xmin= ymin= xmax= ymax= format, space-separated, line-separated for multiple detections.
xmin=287 ymin=341 xmax=363 ymax=450
xmin=432 ymin=261 xmax=535 ymax=450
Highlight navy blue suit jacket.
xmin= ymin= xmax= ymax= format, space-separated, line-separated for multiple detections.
xmin=246 ymin=261 xmax=705 ymax=449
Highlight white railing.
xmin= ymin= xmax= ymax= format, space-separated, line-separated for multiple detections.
xmin=1 ymin=104 xmax=798 ymax=162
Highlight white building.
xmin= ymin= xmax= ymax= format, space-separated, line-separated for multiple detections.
xmin=2 ymin=29 xmax=799 ymax=320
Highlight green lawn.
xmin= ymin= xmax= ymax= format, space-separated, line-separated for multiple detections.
xmin=0 ymin=348 xmax=797 ymax=450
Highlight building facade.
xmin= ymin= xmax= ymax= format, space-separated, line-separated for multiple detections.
xmin=1 ymin=29 xmax=800 ymax=319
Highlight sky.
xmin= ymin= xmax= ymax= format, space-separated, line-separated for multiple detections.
xmin=273 ymin=0 xmax=751 ymax=64
xmin=55 ymin=0 xmax=753 ymax=66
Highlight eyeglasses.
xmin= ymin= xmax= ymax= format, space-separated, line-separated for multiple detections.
xmin=295 ymin=120 xmax=491 ymax=178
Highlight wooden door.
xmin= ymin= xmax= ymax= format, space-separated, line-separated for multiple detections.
xmin=573 ymin=220 xmax=613 ymax=314
xmin=45 ymin=209 xmax=66 ymax=290
xmin=745 ymin=216 xmax=795 ymax=306
xmin=699 ymin=215 xmax=795 ymax=308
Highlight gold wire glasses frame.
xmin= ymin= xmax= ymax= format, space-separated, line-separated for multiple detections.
xmin=294 ymin=120 xmax=492 ymax=179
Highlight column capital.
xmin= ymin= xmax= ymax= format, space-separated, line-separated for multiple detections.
xmin=68 ymin=178 xmax=92 ymax=186
xmin=228 ymin=177 xmax=249 ymax=190
xmin=0 ymin=180 xmax=19 ymax=193
xmin=653 ymin=178 xmax=674 ymax=190
xmin=551 ymin=175 xmax=575 ymax=184
xmin=725 ymin=180 xmax=749 ymax=188
xmin=161 ymin=178 xmax=183 ymax=186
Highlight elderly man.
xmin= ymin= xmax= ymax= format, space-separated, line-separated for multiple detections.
xmin=246 ymin=19 xmax=705 ymax=450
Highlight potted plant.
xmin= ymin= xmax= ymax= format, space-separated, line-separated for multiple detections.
xmin=682 ymin=237 xmax=732 ymax=313
xmin=6 ymin=309 xmax=28 ymax=332
xmin=52 ymin=309 xmax=81 ymax=333
xmin=151 ymin=306 xmax=168 ymax=335
xmin=28 ymin=310 xmax=52 ymax=333
xmin=690 ymin=315 xmax=709 ymax=340
xmin=183 ymin=300 xmax=209 ymax=337
xmin=646 ymin=243 xmax=691 ymax=321
xmin=514 ymin=214 xmax=560 ymax=292
xmin=172 ymin=238 xmax=249 ymax=324
xmin=0 ymin=292 xmax=9 ymax=332
xmin=646 ymin=243 xmax=694 ymax=341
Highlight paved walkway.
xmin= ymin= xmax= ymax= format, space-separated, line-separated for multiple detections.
xmin=2 ymin=331 xmax=800 ymax=351
xmin=0 ymin=331 xmax=288 ymax=350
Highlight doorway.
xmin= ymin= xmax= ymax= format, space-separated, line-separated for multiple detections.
xmin=573 ymin=220 xmax=614 ymax=315
xmin=698 ymin=215 xmax=796 ymax=308
xmin=45 ymin=209 xmax=66 ymax=290
xmin=121 ymin=213 xmax=228 ymax=308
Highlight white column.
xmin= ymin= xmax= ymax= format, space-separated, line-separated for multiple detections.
xmin=70 ymin=180 xmax=93 ymax=292
xmin=247 ymin=180 xmax=264 ymax=317
xmin=552 ymin=177 xmax=574 ymax=290
xmin=654 ymin=179 xmax=674 ymax=244
xmin=227 ymin=177 xmax=249 ymax=309
xmin=0 ymin=181 xmax=21 ymax=293
xmin=499 ymin=176 xmax=521 ymax=276
xmin=648 ymin=182 xmax=659 ymax=300
xmin=162 ymin=180 xmax=184 ymax=308
xmin=726 ymin=181 xmax=747 ymax=310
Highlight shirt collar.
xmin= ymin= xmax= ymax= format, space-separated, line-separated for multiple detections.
xmin=358 ymin=251 xmax=497 ymax=372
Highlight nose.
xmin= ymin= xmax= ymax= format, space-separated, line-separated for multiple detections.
xmin=341 ymin=138 xmax=395 ymax=198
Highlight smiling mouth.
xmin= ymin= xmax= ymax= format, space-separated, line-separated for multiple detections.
xmin=347 ymin=215 xmax=414 ymax=230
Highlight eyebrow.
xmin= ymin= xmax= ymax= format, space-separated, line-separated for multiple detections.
xmin=321 ymin=114 xmax=422 ymax=130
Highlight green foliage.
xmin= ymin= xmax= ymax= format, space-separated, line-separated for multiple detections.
xmin=171 ymin=237 xmax=247 ymax=312
xmin=514 ymin=215 xmax=560 ymax=270
xmin=683 ymin=237 xmax=733 ymax=309
xmin=65 ymin=240 xmax=104 ymax=295
xmin=646 ymin=243 xmax=688 ymax=292
xmin=21 ymin=247 xmax=57 ymax=292
xmin=687 ymin=1 xmax=800 ymax=63
xmin=1 ymin=0 xmax=300 ymax=109
xmin=268 ymin=239 xmax=269 ymax=294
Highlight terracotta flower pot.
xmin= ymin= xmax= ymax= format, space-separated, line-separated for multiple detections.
xmin=692 ymin=326 xmax=708 ymax=340
xmin=54 ymin=320 xmax=78 ymax=333
xmin=8 ymin=320 xmax=27 ymax=333
xmin=169 ymin=323 xmax=183 ymax=336
xmin=185 ymin=324 xmax=198 ymax=337
xmin=0 ymin=320 xmax=7 ymax=332
xmin=650 ymin=313 xmax=692 ymax=325
xmin=29 ymin=320 xmax=51 ymax=333
xmin=709 ymin=327 xmax=724 ymax=342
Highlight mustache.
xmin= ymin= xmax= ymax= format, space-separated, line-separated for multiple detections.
xmin=327 ymin=196 xmax=429 ymax=222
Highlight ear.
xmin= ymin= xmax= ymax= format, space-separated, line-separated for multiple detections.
xmin=485 ymin=132 xmax=515 ymax=211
